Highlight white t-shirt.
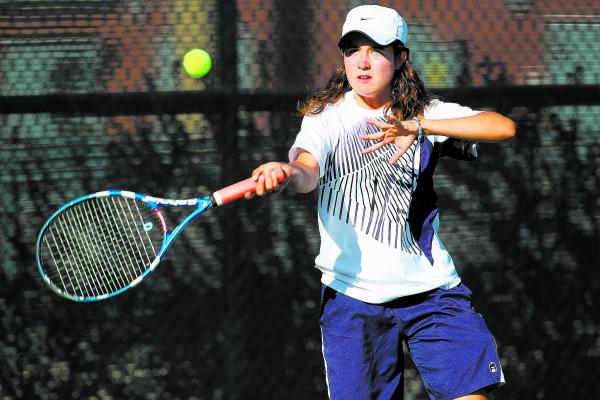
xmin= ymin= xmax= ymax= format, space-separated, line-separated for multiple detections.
xmin=290 ymin=90 xmax=480 ymax=303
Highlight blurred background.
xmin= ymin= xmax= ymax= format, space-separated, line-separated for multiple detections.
xmin=0 ymin=0 xmax=598 ymax=399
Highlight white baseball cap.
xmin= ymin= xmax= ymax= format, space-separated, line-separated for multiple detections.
xmin=339 ymin=5 xmax=408 ymax=48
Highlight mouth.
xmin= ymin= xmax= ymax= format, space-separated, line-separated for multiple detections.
xmin=356 ymin=75 xmax=372 ymax=82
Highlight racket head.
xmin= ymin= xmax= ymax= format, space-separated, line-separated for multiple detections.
xmin=36 ymin=191 xmax=168 ymax=302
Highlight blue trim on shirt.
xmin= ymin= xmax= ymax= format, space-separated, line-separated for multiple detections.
xmin=409 ymin=136 xmax=439 ymax=265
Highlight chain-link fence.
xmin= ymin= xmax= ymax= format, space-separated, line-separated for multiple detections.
xmin=1 ymin=1 xmax=599 ymax=399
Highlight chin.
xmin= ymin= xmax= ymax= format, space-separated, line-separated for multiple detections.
xmin=354 ymin=90 xmax=378 ymax=99
xmin=351 ymin=85 xmax=372 ymax=95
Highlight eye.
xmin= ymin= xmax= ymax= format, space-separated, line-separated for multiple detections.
xmin=343 ymin=48 xmax=358 ymax=57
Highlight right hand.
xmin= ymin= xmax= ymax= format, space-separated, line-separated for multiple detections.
xmin=247 ymin=162 xmax=293 ymax=199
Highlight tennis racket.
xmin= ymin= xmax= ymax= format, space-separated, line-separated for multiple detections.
xmin=36 ymin=173 xmax=284 ymax=302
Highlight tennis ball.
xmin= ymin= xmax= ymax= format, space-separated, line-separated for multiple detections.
xmin=182 ymin=48 xmax=212 ymax=78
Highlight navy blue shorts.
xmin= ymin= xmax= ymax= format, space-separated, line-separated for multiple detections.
xmin=319 ymin=283 xmax=504 ymax=400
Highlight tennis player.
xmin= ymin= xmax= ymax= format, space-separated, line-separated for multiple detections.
xmin=249 ymin=5 xmax=515 ymax=399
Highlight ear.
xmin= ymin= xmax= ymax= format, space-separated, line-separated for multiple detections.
xmin=395 ymin=51 xmax=407 ymax=70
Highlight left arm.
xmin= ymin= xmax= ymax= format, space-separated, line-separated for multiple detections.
xmin=420 ymin=111 xmax=516 ymax=142
xmin=361 ymin=111 xmax=516 ymax=163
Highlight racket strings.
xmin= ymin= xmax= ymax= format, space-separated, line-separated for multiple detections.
xmin=75 ymin=200 xmax=124 ymax=294
xmin=40 ymin=196 xmax=164 ymax=298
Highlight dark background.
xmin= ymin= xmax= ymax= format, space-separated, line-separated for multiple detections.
xmin=1 ymin=1 xmax=598 ymax=399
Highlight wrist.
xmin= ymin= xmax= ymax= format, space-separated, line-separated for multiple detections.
xmin=412 ymin=116 xmax=423 ymax=135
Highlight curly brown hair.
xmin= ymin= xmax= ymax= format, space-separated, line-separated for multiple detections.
xmin=297 ymin=44 xmax=435 ymax=121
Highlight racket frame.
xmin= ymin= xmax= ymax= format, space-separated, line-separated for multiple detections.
xmin=36 ymin=190 xmax=214 ymax=302
xmin=36 ymin=172 xmax=285 ymax=302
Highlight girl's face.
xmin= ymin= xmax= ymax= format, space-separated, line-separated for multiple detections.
xmin=342 ymin=35 xmax=404 ymax=109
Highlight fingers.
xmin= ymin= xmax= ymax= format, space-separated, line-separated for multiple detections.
xmin=365 ymin=117 xmax=393 ymax=130
xmin=362 ymin=117 xmax=396 ymax=144
xmin=388 ymin=135 xmax=416 ymax=164
xmin=360 ymin=128 xmax=392 ymax=155
xmin=359 ymin=132 xmax=386 ymax=141
xmin=280 ymin=163 xmax=294 ymax=179
xmin=248 ymin=162 xmax=290 ymax=198
xmin=362 ymin=141 xmax=386 ymax=154
xmin=267 ymin=169 xmax=282 ymax=191
xmin=361 ymin=116 xmax=420 ymax=162
xmin=385 ymin=114 xmax=399 ymax=124
xmin=388 ymin=148 xmax=404 ymax=164
xmin=362 ymin=131 xmax=416 ymax=162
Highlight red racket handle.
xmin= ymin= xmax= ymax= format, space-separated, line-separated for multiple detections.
xmin=212 ymin=169 xmax=286 ymax=206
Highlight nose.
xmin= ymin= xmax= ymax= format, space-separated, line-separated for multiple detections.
xmin=357 ymin=49 xmax=370 ymax=70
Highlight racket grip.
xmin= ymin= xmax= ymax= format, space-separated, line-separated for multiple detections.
xmin=212 ymin=170 xmax=286 ymax=206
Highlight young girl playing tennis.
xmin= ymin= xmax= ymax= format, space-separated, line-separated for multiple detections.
xmin=248 ymin=5 xmax=515 ymax=399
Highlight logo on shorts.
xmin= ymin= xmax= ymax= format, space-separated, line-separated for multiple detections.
xmin=488 ymin=362 xmax=497 ymax=373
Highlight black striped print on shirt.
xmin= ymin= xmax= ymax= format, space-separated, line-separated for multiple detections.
xmin=318 ymin=119 xmax=421 ymax=253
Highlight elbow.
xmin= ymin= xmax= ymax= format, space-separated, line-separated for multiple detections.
xmin=503 ymin=118 xmax=517 ymax=140
xmin=479 ymin=112 xmax=516 ymax=142
xmin=493 ymin=114 xmax=516 ymax=141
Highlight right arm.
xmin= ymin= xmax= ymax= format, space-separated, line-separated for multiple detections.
xmin=247 ymin=150 xmax=320 ymax=198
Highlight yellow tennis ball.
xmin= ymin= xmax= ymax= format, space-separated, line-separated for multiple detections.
xmin=182 ymin=49 xmax=212 ymax=78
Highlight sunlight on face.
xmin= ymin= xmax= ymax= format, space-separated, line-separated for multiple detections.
xmin=342 ymin=34 xmax=400 ymax=109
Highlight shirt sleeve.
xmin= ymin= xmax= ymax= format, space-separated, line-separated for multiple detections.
xmin=288 ymin=114 xmax=332 ymax=178
xmin=423 ymin=99 xmax=482 ymax=143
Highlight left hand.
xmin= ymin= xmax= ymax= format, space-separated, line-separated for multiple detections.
xmin=360 ymin=115 xmax=420 ymax=164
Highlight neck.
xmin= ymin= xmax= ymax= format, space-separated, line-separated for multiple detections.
xmin=352 ymin=90 xmax=390 ymax=110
